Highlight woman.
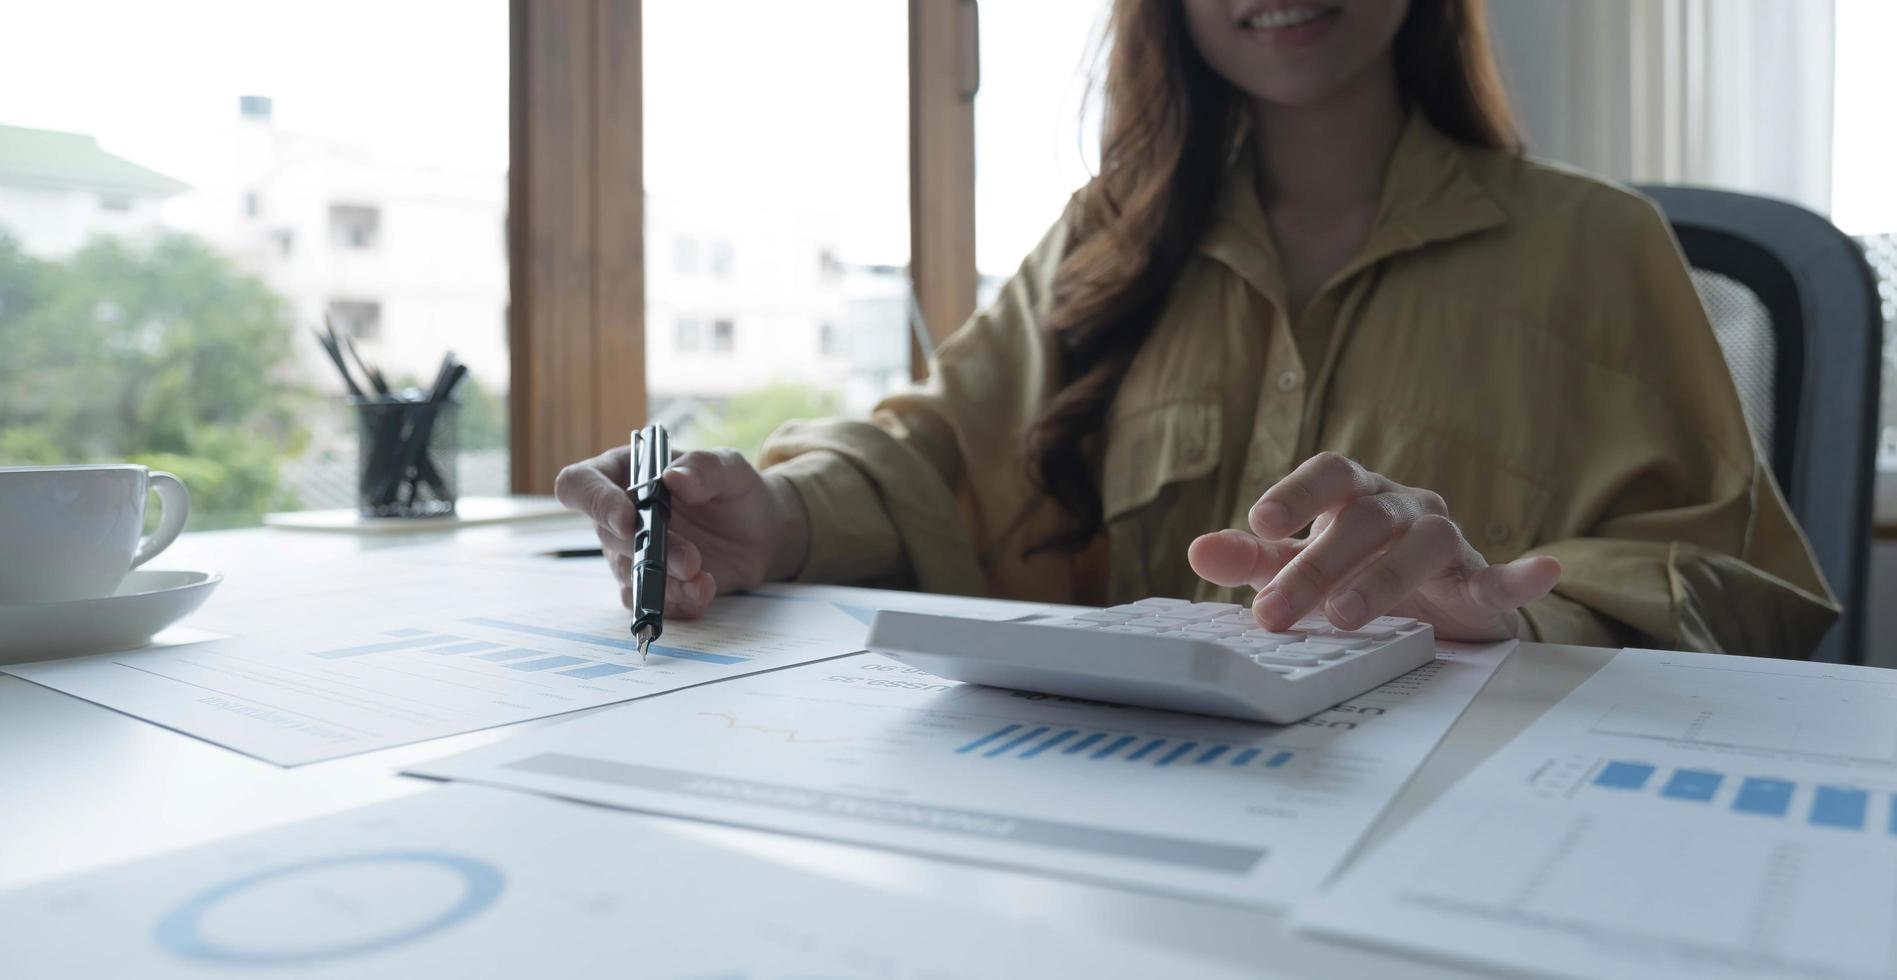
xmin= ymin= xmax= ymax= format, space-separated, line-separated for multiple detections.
xmin=559 ymin=0 xmax=1837 ymax=654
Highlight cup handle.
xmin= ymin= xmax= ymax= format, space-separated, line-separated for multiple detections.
xmin=133 ymin=471 xmax=191 ymax=568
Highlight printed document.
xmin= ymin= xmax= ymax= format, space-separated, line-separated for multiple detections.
xmin=0 ymin=784 xmax=1256 ymax=979
xmin=1299 ymin=649 xmax=1897 ymax=980
xmin=4 ymin=580 xmax=1030 ymax=766
xmin=413 ymin=643 xmax=1512 ymax=908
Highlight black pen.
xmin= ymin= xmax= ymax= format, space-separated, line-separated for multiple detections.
xmin=628 ymin=424 xmax=670 ymax=661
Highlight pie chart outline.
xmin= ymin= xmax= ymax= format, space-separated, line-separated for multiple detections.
xmin=153 ymin=850 xmax=505 ymax=965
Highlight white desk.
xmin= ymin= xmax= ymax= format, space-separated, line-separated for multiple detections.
xmin=0 ymin=522 xmax=1616 ymax=978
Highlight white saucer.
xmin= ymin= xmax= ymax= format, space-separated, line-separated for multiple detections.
xmin=0 ymin=569 xmax=222 ymax=665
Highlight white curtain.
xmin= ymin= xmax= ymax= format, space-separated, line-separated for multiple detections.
xmin=1488 ymin=0 xmax=1836 ymax=216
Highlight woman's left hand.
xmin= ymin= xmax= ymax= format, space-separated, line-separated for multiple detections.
xmin=1187 ymin=453 xmax=1562 ymax=643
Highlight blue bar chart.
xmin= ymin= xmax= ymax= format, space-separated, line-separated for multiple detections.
xmin=1660 ymin=769 xmax=1723 ymax=802
xmin=1733 ymin=777 xmax=1794 ymax=816
xmin=310 ymin=635 xmax=470 ymax=660
xmin=310 ymin=628 xmax=653 ymax=686
xmin=462 ymin=618 xmax=747 ymax=665
xmin=561 ymin=663 xmax=639 ymax=680
xmin=1811 ymin=787 xmax=1869 ymax=830
xmin=953 ymin=723 xmax=1295 ymax=771
xmin=1593 ymin=761 xmax=1655 ymax=790
xmin=1593 ymin=759 xmax=1892 ymax=835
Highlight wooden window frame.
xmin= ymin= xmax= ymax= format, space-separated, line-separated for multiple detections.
xmin=508 ymin=0 xmax=979 ymax=491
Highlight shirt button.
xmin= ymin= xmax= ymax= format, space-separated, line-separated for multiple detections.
xmin=1276 ymin=371 xmax=1301 ymax=392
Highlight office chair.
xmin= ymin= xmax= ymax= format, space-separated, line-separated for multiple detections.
xmin=1638 ymin=185 xmax=1882 ymax=665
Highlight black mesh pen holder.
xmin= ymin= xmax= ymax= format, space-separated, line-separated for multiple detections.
xmin=352 ymin=397 xmax=459 ymax=518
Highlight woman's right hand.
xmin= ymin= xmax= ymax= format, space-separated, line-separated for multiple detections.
xmin=554 ymin=447 xmax=810 ymax=619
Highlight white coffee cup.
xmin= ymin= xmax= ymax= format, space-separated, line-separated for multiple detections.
xmin=0 ymin=464 xmax=191 ymax=605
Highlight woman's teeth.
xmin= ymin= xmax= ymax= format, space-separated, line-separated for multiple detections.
xmin=1243 ymin=6 xmax=1335 ymax=30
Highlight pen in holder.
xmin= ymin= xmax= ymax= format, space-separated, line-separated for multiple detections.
xmin=352 ymin=396 xmax=459 ymax=518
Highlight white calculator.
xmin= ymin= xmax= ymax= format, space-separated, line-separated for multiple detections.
xmin=864 ymin=597 xmax=1436 ymax=724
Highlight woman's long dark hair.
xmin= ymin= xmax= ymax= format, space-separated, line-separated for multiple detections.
xmin=1025 ymin=0 xmax=1522 ymax=552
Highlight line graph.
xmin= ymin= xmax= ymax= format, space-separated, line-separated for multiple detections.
xmin=694 ymin=712 xmax=853 ymax=745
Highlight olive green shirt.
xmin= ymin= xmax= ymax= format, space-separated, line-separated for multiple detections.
xmin=760 ymin=115 xmax=1839 ymax=656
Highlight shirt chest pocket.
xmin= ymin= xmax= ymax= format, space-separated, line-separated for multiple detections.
xmin=1101 ymin=401 xmax=1223 ymax=525
xmin=1100 ymin=403 xmax=1224 ymax=604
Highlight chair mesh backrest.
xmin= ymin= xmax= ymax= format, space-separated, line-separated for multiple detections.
xmin=1862 ymin=233 xmax=1897 ymax=459
xmin=1691 ymin=268 xmax=1778 ymax=460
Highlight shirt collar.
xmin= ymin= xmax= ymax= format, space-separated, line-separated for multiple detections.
xmin=1196 ymin=113 xmax=1509 ymax=306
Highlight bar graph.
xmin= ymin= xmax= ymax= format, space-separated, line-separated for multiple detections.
xmin=560 ymin=663 xmax=639 ymax=680
xmin=310 ymin=634 xmax=471 ymax=660
xmin=953 ymin=723 xmax=1294 ymax=771
xmin=306 ymin=628 xmax=650 ymax=686
xmin=1593 ymin=761 xmax=1656 ymax=790
xmin=1811 ymin=787 xmax=1869 ymax=830
xmin=1733 ymin=777 xmax=1794 ymax=816
xmin=425 ymin=641 xmax=505 ymax=656
xmin=1592 ymin=759 xmax=1894 ymax=836
xmin=462 ymin=618 xmax=748 ymax=665
xmin=475 ymin=648 xmax=551 ymax=663
xmin=505 ymin=656 xmax=591 ymax=673
xmin=1660 ymin=769 xmax=1722 ymax=802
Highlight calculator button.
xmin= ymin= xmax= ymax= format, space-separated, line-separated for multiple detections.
xmin=1247 ymin=658 xmax=1298 ymax=673
xmin=1244 ymin=630 xmax=1306 ymax=643
xmin=1325 ymin=628 xmax=1393 ymax=642
xmin=1106 ymin=603 xmax=1149 ymax=614
xmin=1075 ymin=611 xmax=1131 ymax=623
xmin=1120 ymin=618 xmax=1178 ymax=629
xmin=1307 ymin=635 xmax=1370 ymax=650
xmin=1133 ymin=597 xmax=1193 ymax=609
xmin=1275 ymin=642 xmax=1344 ymax=658
xmin=1184 ymin=622 xmax=1247 ymax=636
xmin=1291 ymin=617 xmax=1334 ymax=632
xmin=1369 ymin=616 xmax=1418 ymax=629
xmin=1191 ymin=602 xmax=1244 ymax=614
xmin=1149 ymin=630 xmax=1194 ymax=639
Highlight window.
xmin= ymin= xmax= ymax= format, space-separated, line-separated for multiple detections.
xmin=1833 ymin=0 xmax=1897 ymax=528
xmin=327 ymin=299 xmax=383 ymax=341
xmin=974 ymin=1 xmax=1104 ymax=286
xmin=329 ymin=203 xmax=381 ymax=250
xmin=644 ymin=1 xmax=907 ymax=458
xmin=819 ymin=321 xmax=842 ymax=356
xmin=0 ymin=1 xmax=509 ymax=528
xmin=676 ymin=317 xmax=703 ymax=351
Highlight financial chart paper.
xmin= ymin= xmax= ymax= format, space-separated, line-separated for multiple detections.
xmin=1299 ymin=648 xmax=1897 ymax=980
xmin=412 ymin=642 xmax=1512 ymax=908
xmin=0 ymin=784 xmax=1257 ymax=980
xmin=4 ymin=586 xmax=882 ymax=766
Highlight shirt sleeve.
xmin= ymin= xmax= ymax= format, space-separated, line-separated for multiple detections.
xmin=756 ymin=210 xmax=1073 ymax=596
xmin=1516 ymin=192 xmax=1839 ymax=655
